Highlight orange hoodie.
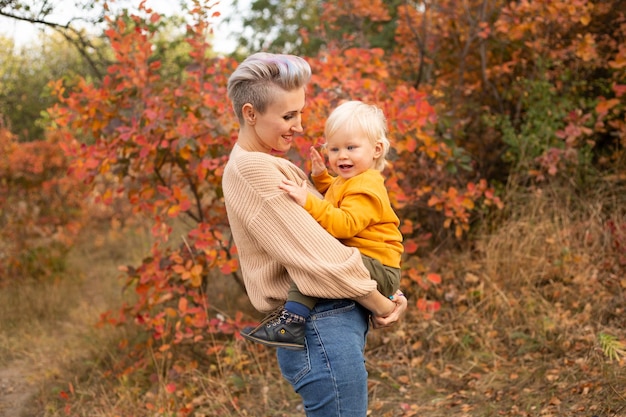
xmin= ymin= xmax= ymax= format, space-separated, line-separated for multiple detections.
xmin=306 ymin=169 xmax=403 ymax=268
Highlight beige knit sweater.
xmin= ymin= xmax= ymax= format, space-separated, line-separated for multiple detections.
xmin=222 ymin=144 xmax=377 ymax=313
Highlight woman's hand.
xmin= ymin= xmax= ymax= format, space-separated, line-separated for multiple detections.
xmin=371 ymin=290 xmax=407 ymax=328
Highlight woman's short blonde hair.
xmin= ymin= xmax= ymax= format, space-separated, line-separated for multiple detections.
xmin=227 ymin=53 xmax=312 ymax=123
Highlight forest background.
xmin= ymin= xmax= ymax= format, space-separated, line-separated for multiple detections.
xmin=0 ymin=0 xmax=625 ymax=416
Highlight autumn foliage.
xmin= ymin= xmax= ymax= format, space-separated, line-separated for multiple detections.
xmin=47 ymin=4 xmax=243 ymax=365
xmin=43 ymin=0 xmax=505 ymax=371
xmin=388 ymin=0 xmax=626 ymax=182
xmin=1 ymin=0 xmax=625 ymax=414
xmin=0 ymin=119 xmax=85 ymax=284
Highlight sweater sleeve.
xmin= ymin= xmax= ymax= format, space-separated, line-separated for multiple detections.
xmin=227 ymin=153 xmax=377 ymax=300
xmin=311 ymin=170 xmax=333 ymax=194
xmin=304 ymin=190 xmax=383 ymax=239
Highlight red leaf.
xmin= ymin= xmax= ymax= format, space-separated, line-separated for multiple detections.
xmin=426 ymin=273 xmax=442 ymax=285
xmin=404 ymin=239 xmax=419 ymax=254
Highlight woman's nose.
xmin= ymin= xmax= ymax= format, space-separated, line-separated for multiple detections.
xmin=291 ymin=115 xmax=304 ymax=133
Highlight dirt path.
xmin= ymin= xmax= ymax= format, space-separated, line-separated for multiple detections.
xmin=0 ymin=361 xmax=33 ymax=417
xmin=0 ymin=222 xmax=147 ymax=416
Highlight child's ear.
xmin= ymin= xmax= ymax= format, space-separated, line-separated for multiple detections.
xmin=373 ymin=141 xmax=384 ymax=158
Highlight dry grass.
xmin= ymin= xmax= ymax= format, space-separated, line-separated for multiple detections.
xmin=361 ymin=183 xmax=626 ymax=416
xmin=0 ymin=217 xmax=152 ymax=416
xmin=2 ymin=182 xmax=625 ymax=416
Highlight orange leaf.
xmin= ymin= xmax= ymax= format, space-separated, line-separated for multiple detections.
xmin=596 ymin=98 xmax=620 ymax=115
xmin=191 ymin=264 xmax=203 ymax=276
xmin=178 ymin=297 xmax=188 ymax=313
xmin=220 ymin=259 xmax=238 ymax=274
xmin=399 ymin=219 xmax=414 ymax=234
xmin=426 ymin=273 xmax=442 ymax=285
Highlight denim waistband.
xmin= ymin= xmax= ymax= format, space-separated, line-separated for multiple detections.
xmin=310 ymin=299 xmax=371 ymax=320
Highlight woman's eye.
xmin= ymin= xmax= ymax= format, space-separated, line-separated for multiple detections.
xmin=284 ymin=112 xmax=302 ymax=121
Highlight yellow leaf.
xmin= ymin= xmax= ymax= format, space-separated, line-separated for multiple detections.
xmin=179 ymin=145 xmax=192 ymax=161
xmin=167 ymin=205 xmax=180 ymax=217
xmin=462 ymin=197 xmax=475 ymax=210
xmin=580 ymin=14 xmax=591 ymax=26
xmin=191 ymin=264 xmax=203 ymax=276
xmin=191 ymin=273 xmax=203 ymax=287
xmin=575 ymin=33 xmax=597 ymax=62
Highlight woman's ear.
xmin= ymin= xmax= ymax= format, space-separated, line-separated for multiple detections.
xmin=242 ymin=103 xmax=256 ymax=125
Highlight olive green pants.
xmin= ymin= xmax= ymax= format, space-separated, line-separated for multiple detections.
xmin=288 ymin=254 xmax=401 ymax=310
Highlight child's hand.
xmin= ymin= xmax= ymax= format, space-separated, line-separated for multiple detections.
xmin=279 ymin=179 xmax=308 ymax=206
xmin=309 ymin=146 xmax=326 ymax=176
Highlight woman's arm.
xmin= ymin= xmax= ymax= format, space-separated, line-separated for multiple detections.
xmin=355 ymin=290 xmax=395 ymax=316
xmin=356 ymin=289 xmax=407 ymax=326
xmin=369 ymin=290 xmax=407 ymax=328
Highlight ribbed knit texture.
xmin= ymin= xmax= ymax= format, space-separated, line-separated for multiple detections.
xmin=222 ymin=144 xmax=377 ymax=313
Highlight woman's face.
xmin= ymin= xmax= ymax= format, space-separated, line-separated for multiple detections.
xmin=247 ymin=88 xmax=306 ymax=154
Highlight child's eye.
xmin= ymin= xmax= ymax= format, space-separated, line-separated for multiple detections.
xmin=347 ymin=145 xmax=356 ymax=150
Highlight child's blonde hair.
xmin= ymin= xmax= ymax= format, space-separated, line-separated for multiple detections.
xmin=324 ymin=101 xmax=391 ymax=172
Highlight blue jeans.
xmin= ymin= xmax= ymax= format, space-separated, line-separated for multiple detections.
xmin=277 ymin=299 xmax=370 ymax=417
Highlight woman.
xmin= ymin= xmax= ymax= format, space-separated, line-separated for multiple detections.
xmin=222 ymin=52 xmax=407 ymax=417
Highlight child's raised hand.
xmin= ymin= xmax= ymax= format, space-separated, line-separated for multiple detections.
xmin=309 ymin=146 xmax=326 ymax=176
xmin=279 ymin=178 xmax=309 ymax=207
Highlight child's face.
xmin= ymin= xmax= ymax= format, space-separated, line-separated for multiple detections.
xmin=325 ymin=125 xmax=383 ymax=180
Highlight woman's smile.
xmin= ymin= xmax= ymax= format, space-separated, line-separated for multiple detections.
xmin=250 ymin=88 xmax=305 ymax=154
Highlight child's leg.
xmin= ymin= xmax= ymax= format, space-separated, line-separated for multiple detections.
xmin=240 ymin=282 xmax=317 ymax=350
xmin=286 ymin=281 xmax=318 ymax=317
xmin=360 ymin=255 xmax=401 ymax=297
